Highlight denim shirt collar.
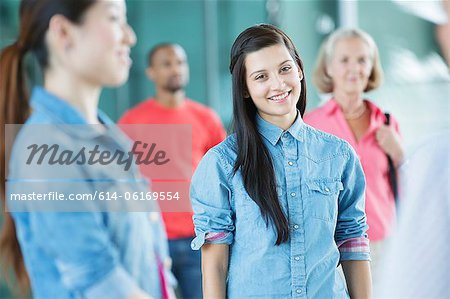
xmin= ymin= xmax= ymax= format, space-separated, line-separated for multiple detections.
xmin=256 ymin=111 xmax=305 ymax=145
xmin=30 ymin=86 xmax=115 ymax=140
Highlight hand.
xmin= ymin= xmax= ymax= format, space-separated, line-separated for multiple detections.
xmin=375 ymin=125 xmax=404 ymax=166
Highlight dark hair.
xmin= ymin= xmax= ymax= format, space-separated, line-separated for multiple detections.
xmin=0 ymin=0 xmax=95 ymax=293
xmin=147 ymin=42 xmax=180 ymax=67
xmin=229 ymin=24 xmax=307 ymax=245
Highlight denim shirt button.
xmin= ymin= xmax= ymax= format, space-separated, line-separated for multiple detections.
xmin=294 ymin=256 xmax=300 ymax=261
xmin=296 ymin=289 xmax=302 ymax=294
xmin=290 ymin=192 xmax=296 ymax=197
xmin=148 ymin=212 xmax=159 ymax=222
xmin=293 ymin=224 xmax=299 ymax=229
xmin=288 ymin=161 xmax=294 ymax=166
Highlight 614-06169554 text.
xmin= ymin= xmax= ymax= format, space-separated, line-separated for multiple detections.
xmin=9 ymin=191 xmax=180 ymax=201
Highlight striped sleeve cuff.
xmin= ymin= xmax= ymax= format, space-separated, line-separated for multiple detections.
xmin=337 ymin=237 xmax=371 ymax=261
xmin=205 ymin=232 xmax=231 ymax=242
xmin=191 ymin=231 xmax=233 ymax=250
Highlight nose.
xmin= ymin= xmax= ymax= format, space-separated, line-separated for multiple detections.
xmin=123 ymin=23 xmax=137 ymax=47
xmin=271 ymin=73 xmax=286 ymax=90
xmin=348 ymin=60 xmax=360 ymax=73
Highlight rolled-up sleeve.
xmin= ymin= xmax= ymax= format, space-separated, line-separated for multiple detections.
xmin=30 ymin=212 xmax=140 ymax=299
xmin=190 ymin=149 xmax=235 ymax=250
xmin=335 ymin=145 xmax=370 ymax=261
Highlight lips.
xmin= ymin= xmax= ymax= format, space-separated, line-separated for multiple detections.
xmin=269 ymin=91 xmax=290 ymax=102
xmin=118 ymin=49 xmax=132 ymax=66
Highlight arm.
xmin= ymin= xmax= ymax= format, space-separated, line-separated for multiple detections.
xmin=201 ymin=244 xmax=229 ymax=299
xmin=30 ymin=212 xmax=148 ymax=299
xmin=335 ymin=144 xmax=371 ymax=296
xmin=341 ymin=260 xmax=372 ymax=299
xmin=190 ymin=149 xmax=235 ymax=296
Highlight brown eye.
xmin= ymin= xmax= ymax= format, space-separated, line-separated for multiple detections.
xmin=109 ymin=15 xmax=119 ymax=22
xmin=280 ymin=66 xmax=292 ymax=72
xmin=255 ymin=74 xmax=265 ymax=80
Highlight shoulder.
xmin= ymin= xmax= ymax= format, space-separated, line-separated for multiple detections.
xmin=366 ymin=100 xmax=402 ymax=130
xmin=302 ymin=124 xmax=354 ymax=160
xmin=119 ymin=98 xmax=155 ymax=123
xmin=26 ymin=108 xmax=56 ymax=125
xmin=185 ymin=99 xmax=220 ymax=119
xmin=303 ymin=100 xmax=334 ymax=124
xmin=200 ymin=135 xmax=237 ymax=167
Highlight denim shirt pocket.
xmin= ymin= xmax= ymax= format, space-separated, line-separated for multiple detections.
xmin=303 ymin=179 xmax=343 ymax=222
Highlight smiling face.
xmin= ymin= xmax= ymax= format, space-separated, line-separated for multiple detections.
xmin=245 ymin=44 xmax=303 ymax=129
xmin=65 ymin=0 xmax=136 ymax=87
xmin=327 ymin=37 xmax=373 ymax=96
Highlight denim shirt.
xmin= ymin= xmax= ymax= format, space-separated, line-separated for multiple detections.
xmin=191 ymin=113 xmax=370 ymax=299
xmin=7 ymin=87 xmax=170 ymax=299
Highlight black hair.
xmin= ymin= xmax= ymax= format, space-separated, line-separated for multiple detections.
xmin=229 ymin=24 xmax=307 ymax=245
xmin=147 ymin=42 xmax=181 ymax=66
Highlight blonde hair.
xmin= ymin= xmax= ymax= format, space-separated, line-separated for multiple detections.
xmin=313 ymin=28 xmax=383 ymax=93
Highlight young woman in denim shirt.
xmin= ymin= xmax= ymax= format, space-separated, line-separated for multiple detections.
xmin=190 ymin=24 xmax=372 ymax=298
xmin=0 ymin=1 xmax=172 ymax=299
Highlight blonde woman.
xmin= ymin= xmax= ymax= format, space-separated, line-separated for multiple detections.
xmin=304 ymin=28 xmax=404 ymax=283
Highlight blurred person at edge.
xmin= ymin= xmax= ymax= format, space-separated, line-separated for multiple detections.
xmin=376 ymin=129 xmax=450 ymax=299
xmin=119 ymin=43 xmax=226 ymax=299
xmin=436 ymin=0 xmax=450 ymax=66
xmin=0 ymin=1 xmax=173 ymax=299
xmin=304 ymin=28 xmax=404 ymax=288
xmin=393 ymin=0 xmax=450 ymax=66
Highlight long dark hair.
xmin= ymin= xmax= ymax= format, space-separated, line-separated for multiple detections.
xmin=0 ymin=0 xmax=95 ymax=293
xmin=229 ymin=24 xmax=307 ymax=245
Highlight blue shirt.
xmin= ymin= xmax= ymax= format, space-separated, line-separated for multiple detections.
xmin=191 ymin=113 xmax=370 ymax=298
xmin=7 ymin=87 xmax=170 ymax=299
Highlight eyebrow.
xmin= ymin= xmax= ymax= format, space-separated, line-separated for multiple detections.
xmin=248 ymin=59 xmax=293 ymax=77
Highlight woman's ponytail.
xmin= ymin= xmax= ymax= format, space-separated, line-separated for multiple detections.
xmin=0 ymin=41 xmax=31 ymax=294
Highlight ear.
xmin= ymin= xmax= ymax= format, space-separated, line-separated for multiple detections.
xmin=298 ymin=70 xmax=304 ymax=81
xmin=47 ymin=14 xmax=76 ymax=52
xmin=145 ymin=66 xmax=154 ymax=81
xmin=326 ymin=65 xmax=332 ymax=78
xmin=243 ymin=90 xmax=250 ymax=99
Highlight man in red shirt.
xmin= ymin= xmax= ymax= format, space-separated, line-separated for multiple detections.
xmin=119 ymin=43 xmax=226 ymax=299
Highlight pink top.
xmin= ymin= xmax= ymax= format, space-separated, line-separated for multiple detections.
xmin=304 ymin=99 xmax=400 ymax=241
xmin=157 ymin=256 xmax=169 ymax=299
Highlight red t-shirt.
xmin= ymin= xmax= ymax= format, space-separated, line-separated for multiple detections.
xmin=119 ymin=98 xmax=226 ymax=239
xmin=304 ymin=99 xmax=401 ymax=241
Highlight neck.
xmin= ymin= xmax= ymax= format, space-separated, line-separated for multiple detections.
xmin=154 ymin=88 xmax=185 ymax=108
xmin=333 ymin=90 xmax=365 ymax=116
xmin=259 ymin=110 xmax=297 ymax=131
xmin=44 ymin=68 xmax=101 ymax=124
